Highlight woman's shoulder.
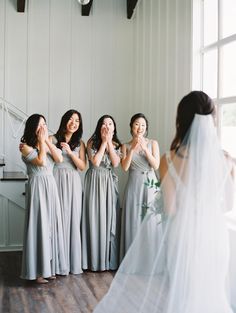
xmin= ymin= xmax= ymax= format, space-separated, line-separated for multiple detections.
xmin=113 ymin=141 xmax=121 ymax=149
xmin=148 ymin=138 xmax=158 ymax=144
xmin=49 ymin=134 xmax=57 ymax=144
xmin=159 ymin=150 xmax=175 ymax=179
xmin=21 ymin=144 xmax=34 ymax=157
xmin=121 ymin=141 xmax=131 ymax=151
xmin=123 ymin=139 xmax=134 ymax=146
xmin=148 ymin=138 xmax=159 ymax=149
xmin=160 ymin=150 xmax=175 ymax=166
xmin=80 ymin=139 xmax=86 ymax=147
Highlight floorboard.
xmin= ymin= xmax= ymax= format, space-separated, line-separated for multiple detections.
xmin=0 ymin=252 xmax=114 ymax=313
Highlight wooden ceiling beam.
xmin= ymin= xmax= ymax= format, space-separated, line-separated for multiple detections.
xmin=17 ymin=0 xmax=26 ymax=13
xmin=81 ymin=0 xmax=93 ymax=16
xmin=127 ymin=0 xmax=138 ymax=19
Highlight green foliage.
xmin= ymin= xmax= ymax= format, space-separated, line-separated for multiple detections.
xmin=141 ymin=178 xmax=163 ymax=221
xmin=144 ymin=177 xmax=161 ymax=191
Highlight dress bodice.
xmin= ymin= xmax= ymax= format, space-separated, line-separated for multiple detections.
xmin=165 ymin=151 xmax=186 ymax=215
xmin=126 ymin=140 xmax=153 ymax=172
xmin=52 ymin=136 xmax=80 ymax=171
xmin=165 ymin=151 xmax=183 ymax=186
xmin=88 ymin=147 xmax=120 ymax=170
xmin=60 ymin=147 xmax=80 ymax=170
xmin=22 ymin=149 xmax=54 ymax=177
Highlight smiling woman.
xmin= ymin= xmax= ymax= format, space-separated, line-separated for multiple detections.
xmin=119 ymin=113 xmax=161 ymax=261
xmin=50 ymin=109 xmax=86 ymax=275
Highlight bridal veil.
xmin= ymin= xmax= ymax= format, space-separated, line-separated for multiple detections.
xmin=94 ymin=112 xmax=235 ymax=313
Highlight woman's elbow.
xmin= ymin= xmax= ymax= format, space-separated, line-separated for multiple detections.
xmin=92 ymin=160 xmax=100 ymax=167
xmin=55 ymin=156 xmax=63 ymax=163
xmin=113 ymin=161 xmax=120 ymax=168
xmin=38 ymin=160 xmax=47 ymax=167
xmin=153 ymin=160 xmax=160 ymax=171
xmin=78 ymin=162 xmax=87 ymax=171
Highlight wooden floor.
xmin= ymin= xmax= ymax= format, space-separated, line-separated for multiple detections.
xmin=0 ymin=252 xmax=114 ymax=313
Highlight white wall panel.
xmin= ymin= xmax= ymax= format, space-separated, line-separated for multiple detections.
xmin=0 ymin=196 xmax=6 ymax=247
xmin=0 ymin=0 xmax=5 ymax=99
xmin=8 ymin=200 xmax=24 ymax=248
xmin=0 ymin=194 xmax=24 ymax=251
xmin=49 ymin=0 xmax=72 ymax=131
xmin=0 ymin=0 xmax=192 ymax=149
xmin=27 ymin=0 xmax=50 ymax=118
xmin=70 ymin=0 xmax=93 ymax=141
xmin=130 ymin=0 xmax=192 ymax=153
xmin=0 ymin=0 xmax=192 ymax=231
xmin=4 ymin=0 xmax=28 ymax=112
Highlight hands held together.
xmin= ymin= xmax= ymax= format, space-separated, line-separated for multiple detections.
xmin=37 ymin=125 xmax=49 ymax=144
xmin=131 ymin=135 xmax=148 ymax=153
xmin=101 ymin=125 xmax=113 ymax=145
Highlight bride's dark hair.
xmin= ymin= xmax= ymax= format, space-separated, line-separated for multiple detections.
xmin=171 ymin=91 xmax=215 ymax=151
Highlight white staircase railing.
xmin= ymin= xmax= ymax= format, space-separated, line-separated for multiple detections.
xmin=0 ymin=97 xmax=28 ymax=158
xmin=0 ymin=98 xmax=28 ymax=173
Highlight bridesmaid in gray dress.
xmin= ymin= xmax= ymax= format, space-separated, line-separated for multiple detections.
xmin=120 ymin=113 xmax=160 ymax=260
xmin=50 ymin=110 xmax=86 ymax=274
xmin=82 ymin=115 xmax=121 ymax=271
xmin=20 ymin=114 xmax=67 ymax=284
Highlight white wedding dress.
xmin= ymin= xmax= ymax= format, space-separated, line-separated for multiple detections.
xmin=94 ymin=114 xmax=235 ymax=313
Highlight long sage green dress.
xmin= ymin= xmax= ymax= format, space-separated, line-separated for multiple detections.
xmin=52 ymin=137 xmax=83 ymax=274
xmin=21 ymin=149 xmax=68 ymax=280
xmin=82 ymin=146 xmax=121 ymax=271
xmin=120 ymin=140 xmax=161 ymax=260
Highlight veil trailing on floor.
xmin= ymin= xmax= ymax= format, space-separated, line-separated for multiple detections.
xmin=94 ymin=114 xmax=235 ymax=313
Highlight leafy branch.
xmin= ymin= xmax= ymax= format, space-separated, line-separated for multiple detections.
xmin=141 ymin=178 xmax=163 ymax=220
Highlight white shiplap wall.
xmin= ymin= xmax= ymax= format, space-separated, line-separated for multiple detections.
xmin=0 ymin=0 xmax=192 ymax=163
xmin=0 ymin=0 xmax=192 ymax=250
xmin=131 ymin=0 xmax=192 ymax=153
xmin=0 ymin=0 xmax=134 ymax=142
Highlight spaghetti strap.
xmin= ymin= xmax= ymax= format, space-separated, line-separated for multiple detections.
xmin=165 ymin=151 xmax=182 ymax=185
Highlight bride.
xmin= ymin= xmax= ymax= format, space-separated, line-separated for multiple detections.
xmin=93 ymin=91 xmax=235 ymax=313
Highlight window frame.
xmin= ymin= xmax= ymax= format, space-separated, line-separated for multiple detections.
xmin=192 ymin=0 xmax=236 ymax=140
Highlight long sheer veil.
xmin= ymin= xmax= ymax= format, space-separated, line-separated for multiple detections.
xmin=94 ymin=114 xmax=235 ymax=313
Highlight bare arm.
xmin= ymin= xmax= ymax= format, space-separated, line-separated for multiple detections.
xmin=87 ymin=140 xmax=107 ymax=167
xmin=45 ymin=136 xmax=63 ymax=163
xmin=140 ymin=139 xmax=160 ymax=170
xmin=121 ymin=140 xmax=138 ymax=171
xmin=107 ymin=141 xmax=120 ymax=168
xmin=159 ymin=154 xmax=176 ymax=216
xmin=223 ymin=150 xmax=235 ymax=179
xmin=21 ymin=139 xmax=47 ymax=167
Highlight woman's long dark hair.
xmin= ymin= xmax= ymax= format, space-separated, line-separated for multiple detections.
xmin=21 ymin=114 xmax=46 ymax=148
xmin=55 ymin=110 xmax=83 ymax=151
xmin=171 ymin=91 xmax=215 ymax=151
xmin=129 ymin=113 xmax=149 ymax=136
xmin=88 ymin=115 xmax=121 ymax=151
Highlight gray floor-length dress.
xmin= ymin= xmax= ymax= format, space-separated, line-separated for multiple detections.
xmin=82 ymin=147 xmax=121 ymax=271
xmin=53 ymin=137 xmax=83 ymax=274
xmin=120 ymin=141 xmax=161 ymax=260
xmin=21 ymin=149 xmax=68 ymax=280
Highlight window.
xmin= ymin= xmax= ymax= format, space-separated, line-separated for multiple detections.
xmin=192 ymin=0 xmax=236 ymax=215
xmin=193 ymin=0 xmax=236 ymax=158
